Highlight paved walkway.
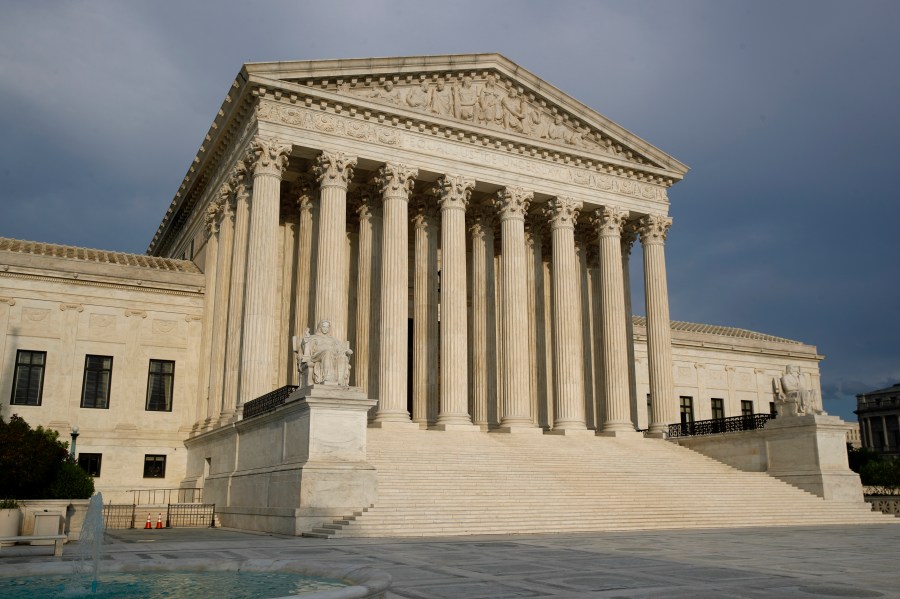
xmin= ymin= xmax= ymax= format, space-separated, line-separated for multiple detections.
xmin=2 ymin=524 xmax=899 ymax=598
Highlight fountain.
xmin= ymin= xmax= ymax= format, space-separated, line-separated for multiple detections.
xmin=0 ymin=492 xmax=390 ymax=598
xmin=70 ymin=493 xmax=103 ymax=594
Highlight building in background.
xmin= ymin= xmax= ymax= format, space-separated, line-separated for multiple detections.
xmin=856 ymin=383 xmax=900 ymax=457
xmin=1 ymin=55 xmax=834 ymax=518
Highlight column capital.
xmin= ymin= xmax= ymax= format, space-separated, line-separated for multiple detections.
xmin=313 ymin=150 xmax=357 ymax=189
xmin=621 ymin=220 xmax=639 ymax=255
xmin=468 ymin=206 xmax=496 ymax=240
xmin=494 ymin=186 xmax=533 ymax=221
xmin=351 ymin=183 xmax=381 ymax=223
xmin=411 ymin=194 xmax=439 ymax=230
xmin=289 ymin=173 xmax=316 ymax=218
xmin=247 ymin=137 xmax=291 ymax=177
xmin=433 ymin=174 xmax=475 ymax=211
xmin=592 ymin=205 xmax=629 ymax=238
xmin=374 ymin=163 xmax=418 ymax=199
xmin=546 ymin=196 xmax=583 ymax=230
xmin=229 ymin=160 xmax=250 ymax=205
xmin=639 ymin=213 xmax=673 ymax=245
xmin=205 ymin=198 xmax=222 ymax=236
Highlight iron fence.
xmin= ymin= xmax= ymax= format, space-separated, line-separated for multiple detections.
xmin=103 ymin=504 xmax=136 ymax=529
xmin=242 ymin=385 xmax=299 ymax=419
xmin=167 ymin=503 xmax=216 ymax=528
xmin=668 ymin=413 xmax=775 ymax=438
xmin=128 ymin=487 xmax=202 ymax=505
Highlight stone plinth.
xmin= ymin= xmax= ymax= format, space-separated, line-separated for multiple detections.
xmin=184 ymin=384 xmax=377 ymax=535
xmin=677 ymin=413 xmax=864 ymax=503
xmin=765 ymin=413 xmax=864 ymax=502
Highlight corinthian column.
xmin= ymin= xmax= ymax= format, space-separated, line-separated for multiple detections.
xmin=353 ymin=185 xmax=380 ymax=394
xmin=469 ymin=208 xmax=497 ymax=428
xmin=621 ymin=222 xmax=639 ymax=427
xmin=433 ymin=175 xmax=477 ymax=430
xmin=210 ymin=189 xmax=235 ymax=425
xmin=239 ymin=137 xmax=291 ymax=405
xmin=641 ymin=214 xmax=677 ymax=435
xmin=495 ymin=187 xmax=539 ymax=433
xmin=372 ymin=163 xmax=419 ymax=427
xmin=222 ymin=162 xmax=251 ymax=418
xmin=411 ymin=196 xmax=439 ymax=425
xmin=291 ymin=175 xmax=316 ymax=385
xmin=594 ymin=206 xmax=637 ymax=436
xmin=196 ymin=198 xmax=220 ymax=430
xmin=547 ymin=197 xmax=590 ymax=434
xmin=311 ymin=151 xmax=356 ymax=340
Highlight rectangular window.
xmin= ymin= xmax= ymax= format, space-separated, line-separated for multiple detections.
xmin=81 ymin=355 xmax=113 ymax=409
xmin=78 ymin=453 xmax=102 ymax=477
xmin=741 ymin=400 xmax=754 ymax=417
xmin=10 ymin=350 xmax=46 ymax=406
xmin=711 ymin=398 xmax=725 ymax=420
xmin=146 ymin=360 xmax=175 ymax=412
xmin=680 ymin=396 xmax=694 ymax=424
xmin=143 ymin=454 xmax=166 ymax=478
xmin=769 ymin=401 xmax=777 ymax=416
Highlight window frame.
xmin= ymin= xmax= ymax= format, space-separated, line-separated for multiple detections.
xmin=143 ymin=454 xmax=167 ymax=479
xmin=78 ymin=453 xmax=102 ymax=477
xmin=145 ymin=359 xmax=175 ymax=412
xmin=711 ymin=398 xmax=725 ymax=420
xmin=741 ymin=400 xmax=754 ymax=417
xmin=679 ymin=396 xmax=694 ymax=424
xmin=10 ymin=349 xmax=47 ymax=406
xmin=80 ymin=354 xmax=113 ymax=409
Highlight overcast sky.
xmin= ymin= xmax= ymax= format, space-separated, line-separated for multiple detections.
xmin=1 ymin=1 xmax=897 ymax=420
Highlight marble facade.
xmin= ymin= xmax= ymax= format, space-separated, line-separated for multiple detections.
xmin=0 ymin=55 xmax=833 ymax=514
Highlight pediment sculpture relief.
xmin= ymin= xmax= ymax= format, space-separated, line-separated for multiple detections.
xmin=330 ymin=73 xmax=649 ymax=165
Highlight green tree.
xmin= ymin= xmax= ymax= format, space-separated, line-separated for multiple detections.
xmin=0 ymin=414 xmax=93 ymax=499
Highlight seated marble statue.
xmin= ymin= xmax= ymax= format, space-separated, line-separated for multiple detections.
xmin=772 ymin=365 xmax=821 ymax=416
xmin=294 ymin=320 xmax=353 ymax=386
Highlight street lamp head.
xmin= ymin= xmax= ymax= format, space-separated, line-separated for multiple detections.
xmin=71 ymin=425 xmax=79 ymax=436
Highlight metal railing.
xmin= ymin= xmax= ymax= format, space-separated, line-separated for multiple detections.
xmin=129 ymin=487 xmax=202 ymax=506
xmin=242 ymin=385 xmax=299 ymax=419
xmin=668 ymin=413 xmax=775 ymax=438
xmin=103 ymin=503 xmax=216 ymax=528
xmin=167 ymin=503 xmax=216 ymax=528
xmin=103 ymin=504 xmax=136 ymax=529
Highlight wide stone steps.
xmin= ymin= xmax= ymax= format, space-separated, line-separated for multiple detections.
xmin=304 ymin=429 xmax=892 ymax=538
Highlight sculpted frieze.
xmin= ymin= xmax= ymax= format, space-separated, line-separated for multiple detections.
xmin=338 ymin=74 xmax=649 ymax=165
xmin=256 ymin=100 xmax=667 ymax=205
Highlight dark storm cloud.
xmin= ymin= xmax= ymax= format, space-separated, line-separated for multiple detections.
xmin=1 ymin=0 xmax=897 ymax=419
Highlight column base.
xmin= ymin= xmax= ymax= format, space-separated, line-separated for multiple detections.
xmin=494 ymin=425 xmax=543 ymax=435
xmin=369 ymin=420 xmax=421 ymax=430
xmin=433 ymin=422 xmax=481 ymax=432
xmin=597 ymin=429 xmax=642 ymax=438
xmin=547 ymin=428 xmax=595 ymax=437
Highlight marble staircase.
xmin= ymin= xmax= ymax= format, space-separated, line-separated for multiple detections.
xmin=305 ymin=428 xmax=890 ymax=538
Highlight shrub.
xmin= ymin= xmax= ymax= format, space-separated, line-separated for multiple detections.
xmin=0 ymin=414 xmax=73 ymax=499
xmin=48 ymin=460 xmax=95 ymax=499
xmin=860 ymin=459 xmax=900 ymax=489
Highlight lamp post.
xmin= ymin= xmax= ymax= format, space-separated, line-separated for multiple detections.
xmin=69 ymin=425 xmax=79 ymax=462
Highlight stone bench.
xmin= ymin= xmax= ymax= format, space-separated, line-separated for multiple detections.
xmin=0 ymin=534 xmax=66 ymax=556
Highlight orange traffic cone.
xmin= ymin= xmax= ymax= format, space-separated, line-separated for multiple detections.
xmin=144 ymin=513 xmax=152 ymax=529
xmin=155 ymin=513 xmax=163 ymax=529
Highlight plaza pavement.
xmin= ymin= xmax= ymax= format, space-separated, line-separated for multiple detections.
xmin=1 ymin=524 xmax=899 ymax=598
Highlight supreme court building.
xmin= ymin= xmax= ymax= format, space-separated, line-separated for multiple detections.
xmin=4 ymin=56 xmax=867 ymax=535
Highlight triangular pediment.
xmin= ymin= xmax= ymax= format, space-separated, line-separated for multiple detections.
xmin=242 ymin=54 xmax=688 ymax=178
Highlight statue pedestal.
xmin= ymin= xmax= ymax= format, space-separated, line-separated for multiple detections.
xmin=677 ymin=412 xmax=863 ymax=503
xmin=184 ymin=384 xmax=378 ymax=535
xmin=765 ymin=413 xmax=863 ymax=502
